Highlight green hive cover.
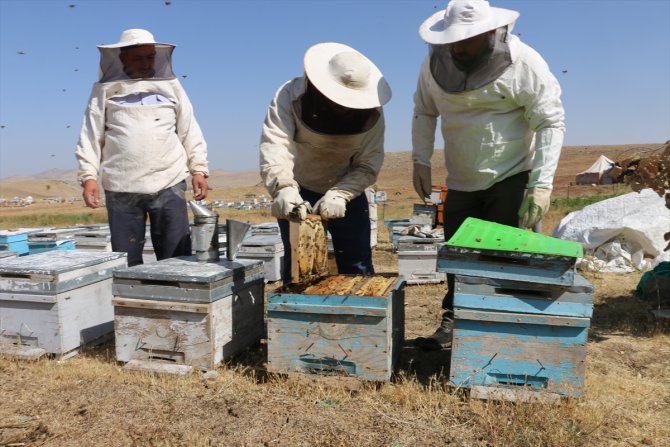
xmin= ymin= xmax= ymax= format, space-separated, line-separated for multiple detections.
xmin=446 ymin=218 xmax=584 ymax=258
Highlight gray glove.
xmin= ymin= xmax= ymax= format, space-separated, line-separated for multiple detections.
xmin=413 ymin=163 xmax=432 ymax=201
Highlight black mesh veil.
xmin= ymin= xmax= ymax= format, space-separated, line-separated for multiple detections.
xmin=98 ymin=44 xmax=175 ymax=83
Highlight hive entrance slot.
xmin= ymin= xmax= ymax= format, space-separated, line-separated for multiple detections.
xmin=140 ymin=348 xmax=185 ymax=363
xmin=493 ymin=288 xmax=553 ymax=299
xmin=139 ymin=279 xmax=181 ymax=288
xmin=477 ymin=253 xmax=531 ymax=267
xmin=486 ymin=373 xmax=548 ymax=388
xmin=297 ymin=356 xmax=356 ymax=376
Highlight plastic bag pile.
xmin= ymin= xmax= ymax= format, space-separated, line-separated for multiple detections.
xmin=553 ymin=189 xmax=670 ymax=272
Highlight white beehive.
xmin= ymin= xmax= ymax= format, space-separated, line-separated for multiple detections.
xmin=112 ymin=256 xmax=265 ymax=373
xmin=0 ymin=251 xmax=127 ymax=359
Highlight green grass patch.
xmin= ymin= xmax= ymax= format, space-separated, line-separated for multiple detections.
xmin=0 ymin=212 xmax=108 ymax=229
xmin=551 ymin=192 xmax=627 ymax=214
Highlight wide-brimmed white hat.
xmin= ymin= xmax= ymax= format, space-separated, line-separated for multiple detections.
xmin=97 ymin=28 xmax=174 ymax=49
xmin=304 ymin=42 xmax=392 ymax=109
xmin=420 ymin=0 xmax=519 ymax=45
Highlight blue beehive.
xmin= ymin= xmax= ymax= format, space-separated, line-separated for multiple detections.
xmin=267 ymin=275 xmax=405 ymax=381
xmin=439 ymin=218 xmax=593 ymax=399
xmin=28 ymin=228 xmax=78 ymax=254
xmin=383 ymin=219 xmax=412 ymax=251
xmin=0 ymin=229 xmax=36 ymax=256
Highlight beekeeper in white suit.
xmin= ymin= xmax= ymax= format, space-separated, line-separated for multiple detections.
xmin=75 ymin=29 xmax=209 ymax=267
xmin=260 ymin=42 xmax=392 ymax=281
xmin=411 ymin=0 xmax=565 ymax=350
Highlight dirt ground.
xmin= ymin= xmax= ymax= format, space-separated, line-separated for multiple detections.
xmin=1 ymin=144 xmax=669 ymax=446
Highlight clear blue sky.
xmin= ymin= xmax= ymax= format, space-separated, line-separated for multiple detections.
xmin=1 ymin=0 xmax=669 ymax=179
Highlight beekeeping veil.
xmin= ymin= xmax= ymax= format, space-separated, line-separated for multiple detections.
xmin=97 ymin=29 xmax=175 ymax=83
xmin=420 ymin=0 xmax=518 ymax=92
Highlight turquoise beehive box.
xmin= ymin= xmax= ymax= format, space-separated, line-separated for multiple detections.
xmin=438 ymin=218 xmax=593 ymax=400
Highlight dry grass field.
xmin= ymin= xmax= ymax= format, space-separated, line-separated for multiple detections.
xmin=1 ymin=144 xmax=669 ymax=447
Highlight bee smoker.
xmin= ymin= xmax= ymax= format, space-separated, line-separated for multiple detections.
xmin=189 ymin=201 xmax=220 ymax=263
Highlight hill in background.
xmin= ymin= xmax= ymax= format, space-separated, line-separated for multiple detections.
xmin=0 ymin=144 xmax=663 ymax=200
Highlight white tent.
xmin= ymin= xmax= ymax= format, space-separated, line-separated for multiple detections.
xmin=575 ymin=155 xmax=616 ymax=185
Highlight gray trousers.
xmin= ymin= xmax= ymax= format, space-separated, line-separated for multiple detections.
xmin=105 ymin=181 xmax=191 ymax=267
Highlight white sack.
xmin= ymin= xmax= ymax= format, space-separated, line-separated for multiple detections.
xmin=553 ymin=189 xmax=670 ymax=272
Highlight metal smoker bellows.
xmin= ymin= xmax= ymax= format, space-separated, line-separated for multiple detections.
xmin=189 ymin=201 xmax=219 ymax=263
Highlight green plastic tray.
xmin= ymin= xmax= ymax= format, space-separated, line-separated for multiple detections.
xmin=445 ymin=218 xmax=583 ymax=259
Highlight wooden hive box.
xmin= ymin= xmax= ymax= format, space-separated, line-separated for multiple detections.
xmin=267 ymin=274 xmax=405 ymax=381
xmin=438 ymin=218 xmax=592 ymax=400
xmin=236 ymin=234 xmax=284 ymax=282
xmin=397 ymin=236 xmax=446 ymax=285
xmin=383 ymin=219 xmax=412 ymax=252
xmin=266 ymin=216 xmax=405 ymax=381
xmin=112 ymin=257 xmax=265 ymax=373
xmin=0 ymin=251 xmax=127 ymax=359
xmin=27 ymin=228 xmax=78 ymax=255
xmin=73 ymin=229 xmax=112 ymax=252
xmin=0 ymin=230 xmax=31 ymax=256
xmin=450 ymin=273 xmax=594 ymax=399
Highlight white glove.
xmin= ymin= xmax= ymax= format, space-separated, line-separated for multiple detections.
xmin=518 ymin=187 xmax=552 ymax=228
xmin=272 ymin=186 xmax=310 ymax=220
xmin=314 ymin=190 xmax=347 ymax=220
xmin=413 ymin=163 xmax=432 ymax=201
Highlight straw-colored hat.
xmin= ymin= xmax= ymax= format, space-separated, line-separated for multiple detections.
xmin=304 ymin=42 xmax=392 ymax=109
xmin=419 ymin=0 xmax=519 ymax=45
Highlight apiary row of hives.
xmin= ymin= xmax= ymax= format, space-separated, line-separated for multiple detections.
xmin=0 ymin=215 xmax=405 ymax=380
xmin=1 ymin=214 xmax=594 ymax=401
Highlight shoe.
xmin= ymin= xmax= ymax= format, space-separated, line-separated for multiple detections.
xmin=415 ymin=325 xmax=452 ymax=351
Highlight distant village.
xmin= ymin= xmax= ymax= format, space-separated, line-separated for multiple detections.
xmin=0 ymin=193 xmax=272 ymax=211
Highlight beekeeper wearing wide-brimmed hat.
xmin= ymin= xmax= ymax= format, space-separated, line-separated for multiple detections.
xmin=411 ymin=0 xmax=565 ymax=350
xmin=260 ymin=42 xmax=392 ymax=280
xmin=75 ymin=29 xmax=209 ymax=267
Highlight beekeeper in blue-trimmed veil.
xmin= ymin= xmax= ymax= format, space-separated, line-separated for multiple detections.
xmin=259 ymin=42 xmax=392 ymax=281
xmin=411 ymin=0 xmax=565 ymax=350
xmin=75 ymin=29 xmax=209 ymax=267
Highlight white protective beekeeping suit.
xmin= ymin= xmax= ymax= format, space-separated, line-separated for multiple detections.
xmin=413 ymin=0 xmax=565 ymax=228
xmin=260 ymin=76 xmax=385 ymax=199
xmin=412 ymin=32 xmax=564 ymax=193
xmin=260 ymin=43 xmax=392 ymax=222
xmin=75 ymin=29 xmax=208 ymax=194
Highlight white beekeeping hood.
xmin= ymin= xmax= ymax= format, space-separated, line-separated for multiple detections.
xmin=96 ymin=29 xmax=175 ymax=83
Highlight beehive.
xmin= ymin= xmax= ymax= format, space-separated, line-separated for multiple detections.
xmin=0 ymin=230 xmax=31 ymax=256
xmin=0 ymin=251 xmax=127 ymax=359
xmin=27 ymin=228 xmax=78 ymax=254
xmin=112 ymin=257 xmax=265 ymax=373
xmin=397 ymin=235 xmax=446 ymax=284
xmin=439 ymin=218 xmax=592 ymax=400
xmin=267 ymin=274 xmax=405 ymax=381
xmin=267 ymin=216 xmax=405 ymax=381
xmin=383 ymin=219 xmax=412 ymax=252
xmin=236 ymin=234 xmax=284 ymax=282
xmin=73 ymin=228 xmax=112 ymax=251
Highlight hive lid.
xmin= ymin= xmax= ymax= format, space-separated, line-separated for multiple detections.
xmin=0 ymin=250 xmax=126 ymax=274
xmin=113 ymin=256 xmax=263 ymax=283
xmin=0 ymin=250 xmax=127 ymax=294
xmin=446 ymin=218 xmax=583 ymax=259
